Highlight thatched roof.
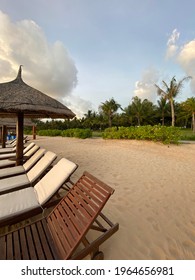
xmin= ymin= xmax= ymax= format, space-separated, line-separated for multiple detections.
xmin=0 ymin=118 xmax=35 ymax=127
xmin=0 ymin=66 xmax=75 ymax=119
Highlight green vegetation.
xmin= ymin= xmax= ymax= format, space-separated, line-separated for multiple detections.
xmin=37 ymin=129 xmax=62 ymax=136
xmin=102 ymin=125 xmax=181 ymax=144
xmin=37 ymin=128 xmax=92 ymax=139
xmin=61 ymin=128 xmax=92 ymax=139
xmin=180 ymin=129 xmax=195 ymax=141
xmin=27 ymin=75 xmax=195 ymax=144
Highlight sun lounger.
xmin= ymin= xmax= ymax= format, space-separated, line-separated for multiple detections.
xmin=0 ymin=143 xmax=16 ymax=153
xmin=0 ymin=143 xmax=38 ymax=168
xmin=0 ymin=142 xmax=36 ymax=160
xmin=0 ymin=148 xmax=46 ymax=179
xmin=0 ymin=151 xmax=57 ymax=195
xmin=0 ymin=171 xmax=119 ymax=260
xmin=0 ymin=158 xmax=78 ymax=227
xmin=0 ymin=136 xmax=29 ymax=150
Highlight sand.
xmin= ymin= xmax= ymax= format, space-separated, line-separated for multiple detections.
xmin=31 ymin=136 xmax=195 ymax=260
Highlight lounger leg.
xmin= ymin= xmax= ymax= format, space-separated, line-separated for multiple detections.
xmin=91 ymin=249 xmax=104 ymax=260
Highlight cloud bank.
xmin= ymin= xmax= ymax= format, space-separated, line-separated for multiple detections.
xmin=134 ymin=28 xmax=195 ymax=102
xmin=165 ymin=29 xmax=180 ymax=59
xmin=177 ymin=40 xmax=195 ymax=93
xmin=0 ymin=10 xmax=82 ymax=114
xmin=133 ymin=67 xmax=160 ymax=102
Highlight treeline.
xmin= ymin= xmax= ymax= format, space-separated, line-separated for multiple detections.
xmin=26 ymin=75 xmax=195 ymax=132
xmin=30 ymin=95 xmax=195 ymax=132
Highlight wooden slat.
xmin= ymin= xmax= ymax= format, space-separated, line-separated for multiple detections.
xmin=30 ymin=223 xmax=45 ymax=259
xmin=6 ymin=233 xmax=14 ymax=260
xmin=47 ymin=211 xmax=71 ymax=257
xmin=64 ymin=194 xmax=91 ymax=228
xmin=13 ymin=231 xmax=21 ymax=260
xmin=0 ymin=236 xmax=6 ymax=259
xmin=36 ymin=220 xmax=53 ymax=260
xmin=25 ymin=226 xmax=37 ymax=260
xmin=19 ymin=228 xmax=29 ymax=260
xmin=81 ymin=176 xmax=109 ymax=198
xmin=83 ymin=171 xmax=114 ymax=193
xmin=77 ymin=182 xmax=103 ymax=208
xmin=66 ymin=193 xmax=90 ymax=228
xmin=41 ymin=219 xmax=59 ymax=259
xmin=72 ymin=186 xmax=99 ymax=214
xmin=57 ymin=200 xmax=82 ymax=240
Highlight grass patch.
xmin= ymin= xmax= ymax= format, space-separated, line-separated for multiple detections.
xmin=180 ymin=128 xmax=195 ymax=141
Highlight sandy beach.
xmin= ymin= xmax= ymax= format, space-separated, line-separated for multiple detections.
xmin=21 ymin=136 xmax=195 ymax=259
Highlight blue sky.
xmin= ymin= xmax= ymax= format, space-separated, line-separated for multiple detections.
xmin=0 ymin=0 xmax=195 ymax=117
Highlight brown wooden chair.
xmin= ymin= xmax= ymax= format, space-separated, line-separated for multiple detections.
xmin=0 ymin=171 xmax=119 ymax=260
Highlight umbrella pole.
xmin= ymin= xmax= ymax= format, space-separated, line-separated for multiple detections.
xmin=16 ymin=112 xmax=24 ymax=166
xmin=2 ymin=125 xmax=7 ymax=148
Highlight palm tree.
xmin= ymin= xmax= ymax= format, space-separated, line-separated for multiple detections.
xmin=155 ymin=76 xmax=192 ymax=126
xmin=131 ymin=96 xmax=155 ymax=125
xmin=99 ymin=98 xmax=121 ymax=127
xmin=157 ymin=97 xmax=169 ymax=126
xmin=182 ymin=97 xmax=195 ymax=132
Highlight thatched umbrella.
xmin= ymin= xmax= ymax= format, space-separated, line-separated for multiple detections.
xmin=0 ymin=66 xmax=75 ymax=165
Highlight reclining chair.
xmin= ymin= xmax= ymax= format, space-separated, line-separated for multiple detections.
xmin=0 ymin=171 xmax=119 ymax=260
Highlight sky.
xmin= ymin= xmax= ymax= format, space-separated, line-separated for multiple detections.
xmin=0 ymin=0 xmax=195 ymax=117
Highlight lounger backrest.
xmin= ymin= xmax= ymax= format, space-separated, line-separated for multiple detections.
xmin=34 ymin=158 xmax=77 ymax=205
xmin=46 ymin=171 xmax=115 ymax=259
xmin=24 ymin=144 xmax=39 ymax=158
xmin=23 ymin=148 xmax=46 ymax=172
xmin=27 ymin=151 xmax=57 ymax=184
xmin=23 ymin=142 xmax=35 ymax=154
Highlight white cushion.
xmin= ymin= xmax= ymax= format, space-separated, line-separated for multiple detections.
xmin=0 ymin=152 xmax=16 ymax=159
xmin=24 ymin=144 xmax=39 ymax=157
xmin=0 ymin=159 xmax=15 ymax=168
xmin=23 ymin=142 xmax=35 ymax=154
xmin=0 ymin=143 xmax=37 ymax=159
xmin=0 ymin=188 xmax=40 ymax=221
xmin=34 ymin=158 xmax=77 ymax=205
xmin=23 ymin=148 xmax=46 ymax=171
xmin=0 ymin=174 xmax=30 ymax=193
xmin=27 ymin=151 xmax=57 ymax=183
xmin=0 ymin=149 xmax=45 ymax=178
xmin=0 ymin=146 xmax=16 ymax=154
xmin=0 ymin=166 xmax=25 ymax=179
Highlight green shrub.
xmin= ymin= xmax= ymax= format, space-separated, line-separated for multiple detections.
xmin=37 ymin=129 xmax=62 ymax=136
xmin=37 ymin=128 xmax=92 ymax=139
xmin=61 ymin=128 xmax=92 ymax=139
xmin=102 ymin=125 xmax=181 ymax=144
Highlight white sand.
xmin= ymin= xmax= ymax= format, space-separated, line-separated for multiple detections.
xmin=33 ymin=136 xmax=195 ymax=260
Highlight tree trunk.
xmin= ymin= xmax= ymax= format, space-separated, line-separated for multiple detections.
xmin=16 ymin=112 xmax=24 ymax=166
xmin=170 ymin=100 xmax=175 ymax=126
xmin=192 ymin=112 xmax=195 ymax=133
xmin=108 ymin=115 xmax=112 ymax=127
xmin=162 ymin=111 xmax=165 ymax=126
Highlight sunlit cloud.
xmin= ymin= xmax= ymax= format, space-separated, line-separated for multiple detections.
xmin=165 ymin=28 xmax=180 ymax=59
xmin=0 ymin=10 xmax=80 ymax=111
xmin=64 ymin=95 xmax=93 ymax=118
xmin=133 ymin=67 xmax=160 ymax=102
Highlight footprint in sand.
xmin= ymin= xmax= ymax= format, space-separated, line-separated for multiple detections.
xmin=147 ymin=216 xmax=160 ymax=232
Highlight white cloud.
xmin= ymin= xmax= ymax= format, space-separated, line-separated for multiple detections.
xmin=0 ymin=10 xmax=80 ymax=112
xmin=176 ymin=40 xmax=195 ymax=93
xmin=64 ymin=95 xmax=93 ymax=118
xmin=165 ymin=28 xmax=180 ymax=59
xmin=133 ymin=67 xmax=160 ymax=102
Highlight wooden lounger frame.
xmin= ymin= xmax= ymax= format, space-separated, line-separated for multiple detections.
xmin=0 ymin=171 xmax=119 ymax=260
